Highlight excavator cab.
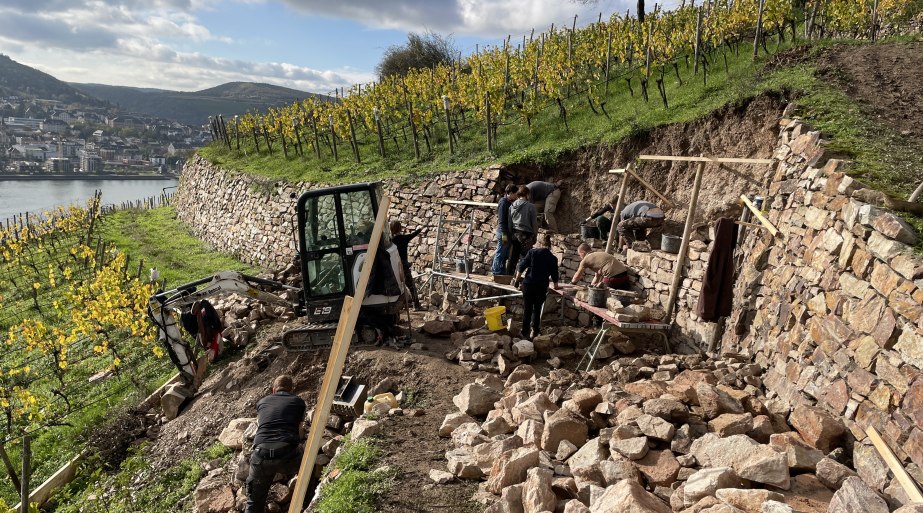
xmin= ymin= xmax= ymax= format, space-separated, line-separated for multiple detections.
xmin=282 ymin=182 xmax=397 ymax=351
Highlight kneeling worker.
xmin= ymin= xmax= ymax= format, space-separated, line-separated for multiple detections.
xmin=513 ymin=234 xmax=559 ymax=340
xmin=617 ymin=200 xmax=665 ymax=249
xmin=584 ymin=194 xmax=620 ymax=238
xmin=571 ymin=242 xmax=630 ymax=290
xmin=246 ymin=375 xmax=307 ymax=513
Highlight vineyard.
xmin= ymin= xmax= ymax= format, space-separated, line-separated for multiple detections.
xmin=0 ymin=196 xmax=172 ymax=506
xmin=202 ymin=0 xmax=917 ymax=182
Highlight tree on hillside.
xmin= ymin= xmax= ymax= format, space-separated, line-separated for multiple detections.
xmin=376 ymin=32 xmax=457 ymax=79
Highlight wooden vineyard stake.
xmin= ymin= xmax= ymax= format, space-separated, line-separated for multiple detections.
xmin=287 ymin=195 xmax=392 ymax=513
xmin=346 ymin=109 xmax=360 ymax=163
xmin=485 ymin=91 xmax=493 ymax=153
xmin=866 ymin=425 xmax=923 ymax=503
xmin=442 ymin=96 xmax=454 ymax=155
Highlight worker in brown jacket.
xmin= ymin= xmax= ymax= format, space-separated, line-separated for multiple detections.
xmin=571 ymin=243 xmax=630 ymax=290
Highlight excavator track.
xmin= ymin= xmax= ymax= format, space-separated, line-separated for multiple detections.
xmin=280 ymin=323 xmax=380 ymax=352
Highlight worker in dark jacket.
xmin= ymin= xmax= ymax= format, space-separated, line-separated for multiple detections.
xmin=246 ymin=375 xmax=307 ymax=513
xmin=513 ymin=234 xmax=559 ymax=340
xmin=617 ymin=200 xmax=665 ymax=249
xmin=584 ymin=194 xmax=621 ymax=238
xmin=507 ymin=185 xmax=538 ymax=275
xmin=390 ymin=220 xmax=424 ymax=310
xmin=491 ymin=184 xmax=519 ymax=275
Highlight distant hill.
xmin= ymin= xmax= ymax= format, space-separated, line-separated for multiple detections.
xmin=71 ymin=81 xmax=327 ymax=126
xmin=0 ymin=54 xmax=101 ymax=104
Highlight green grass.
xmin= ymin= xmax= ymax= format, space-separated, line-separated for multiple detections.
xmin=99 ymin=206 xmax=259 ymax=286
xmin=316 ymin=438 xmax=395 ymax=513
xmin=51 ymin=443 xmax=232 ymax=513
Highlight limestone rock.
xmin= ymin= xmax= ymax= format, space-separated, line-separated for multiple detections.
xmin=709 ymin=413 xmax=754 ymax=437
xmin=541 ymin=408 xmax=589 ymax=453
xmin=684 ymin=467 xmax=741 ymax=506
xmin=454 ymin=383 xmax=501 ymax=417
xmin=636 ymin=414 xmax=676 ymax=442
xmin=446 ymin=448 xmax=483 ymax=478
xmin=218 ymin=417 xmax=256 ymax=450
xmin=194 ymin=470 xmax=235 ymax=513
xmin=522 ymin=467 xmax=556 ymax=513
xmin=589 ymin=479 xmax=671 ymax=513
xmin=715 ymin=488 xmax=783 ymax=513
xmin=486 ymin=447 xmax=540 ymax=494
xmin=505 ymin=365 xmax=536 ymax=386
xmin=643 ymin=398 xmax=689 ymax=421
xmin=611 ymin=436 xmax=649 ymax=460
xmin=788 ymin=405 xmax=846 ymax=453
xmin=568 ymin=437 xmax=609 ymax=472
xmin=512 ymin=392 xmax=558 ymax=425
xmin=429 ymin=469 xmax=455 ymax=484
xmin=485 ymin=483 xmax=525 ymax=513
xmin=633 ymin=449 xmax=681 ymax=486
xmin=599 ymin=456 xmax=641 ymax=486
xmin=816 ymin=457 xmax=858 ymax=490
xmin=351 ymin=419 xmax=380 ymax=440
xmin=563 ymin=500 xmax=591 ymax=513
xmin=853 ymin=442 xmax=890 ymax=492
xmin=568 ymin=388 xmax=604 ymax=416
xmin=826 ymin=476 xmax=888 ymax=513
xmin=512 ymin=339 xmax=536 ymax=358
xmin=760 ymin=501 xmax=793 ymax=513
xmin=422 ymin=319 xmax=455 ymax=336
xmin=161 ymin=383 xmax=193 ymax=421
xmin=696 ymin=383 xmax=745 ymax=419
xmin=690 ymin=434 xmax=790 ymax=489
xmin=557 ymin=439 xmax=580 ymax=460
xmin=440 ymin=412 xmax=477 ymax=437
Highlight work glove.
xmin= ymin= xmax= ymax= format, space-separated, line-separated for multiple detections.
xmin=501 ymin=234 xmax=509 ymax=244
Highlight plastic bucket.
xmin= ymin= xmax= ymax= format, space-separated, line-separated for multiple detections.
xmin=661 ymin=234 xmax=682 ymax=254
xmin=580 ymin=223 xmax=600 ymax=240
xmin=587 ymin=287 xmax=608 ymax=307
xmin=484 ymin=306 xmax=507 ymax=331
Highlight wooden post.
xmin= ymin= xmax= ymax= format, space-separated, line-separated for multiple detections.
xmin=20 ymin=434 xmax=30 ymax=513
xmin=909 ymin=180 xmax=923 ymax=203
xmin=753 ymin=0 xmax=766 ymax=60
xmin=408 ymin=101 xmax=420 ymax=160
xmin=605 ymin=168 xmax=630 ymax=254
xmin=663 ymin=160 xmax=705 ymax=324
xmin=346 ymin=109 xmax=360 ymax=163
xmin=0 ymin=442 xmax=20 ymax=493
xmin=278 ymin=121 xmax=288 ymax=159
xmin=310 ymin=115 xmax=321 ymax=159
xmin=693 ymin=7 xmax=703 ymax=74
xmin=287 ymin=196 xmax=391 ymax=513
xmin=866 ymin=425 xmax=923 ymax=503
xmin=604 ymin=30 xmax=613 ymax=94
xmin=374 ymin=108 xmax=385 ymax=157
xmin=329 ymin=116 xmax=338 ymax=161
xmin=442 ymin=96 xmax=454 ymax=155
xmin=870 ymin=0 xmax=880 ymax=41
xmin=485 ymin=91 xmax=493 ymax=153
xmin=234 ymin=116 xmax=240 ymax=152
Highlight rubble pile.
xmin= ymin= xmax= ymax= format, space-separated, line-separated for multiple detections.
xmin=438 ymin=354 xmax=921 ymax=513
xmin=210 ymin=265 xmax=301 ymax=348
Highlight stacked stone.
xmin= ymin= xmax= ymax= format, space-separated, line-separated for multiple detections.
xmin=437 ymin=355 xmax=905 ymax=513
xmin=720 ymin=117 xmax=923 ymax=503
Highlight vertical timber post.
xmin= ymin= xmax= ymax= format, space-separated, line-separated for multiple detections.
xmin=605 ymin=167 xmax=631 ymax=254
xmin=664 ymin=159 xmax=706 ymax=324
xmin=442 ymin=95 xmax=454 ymax=155
xmin=485 ymin=91 xmax=493 ymax=153
xmin=20 ymin=434 xmax=30 ymax=513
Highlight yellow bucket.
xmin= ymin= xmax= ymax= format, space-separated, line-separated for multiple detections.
xmin=484 ymin=306 xmax=507 ymax=331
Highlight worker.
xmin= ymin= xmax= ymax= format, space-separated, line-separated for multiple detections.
xmin=390 ymin=220 xmax=423 ymax=310
xmin=491 ymin=184 xmax=519 ymax=276
xmin=353 ymin=234 xmax=407 ymax=343
xmin=246 ymin=374 xmax=307 ymax=513
xmin=617 ymin=200 xmax=665 ymax=249
xmin=571 ymin=242 xmax=630 ymax=290
xmin=526 ymin=180 xmax=563 ymax=232
xmin=584 ymin=194 xmax=621 ymax=238
xmin=513 ymin=233 xmax=559 ymax=341
xmin=507 ymin=185 xmax=538 ymax=275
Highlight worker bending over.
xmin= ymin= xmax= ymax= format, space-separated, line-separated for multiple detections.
xmin=572 ymin=243 xmax=630 ymax=290
xmin=617 ymin=200 xmax=665 ymax=249
xmin=491 ymin=184 xmax=519 ymax=275
xmin=513 ymin=234 xmax=559 ymax=341
xmin=584 ymin=194 xmax=621 ymax=238
xmin=526 ymin=180 xmax=563 ymax=232
xmin=246 ymin=375 xmax=307 ymax=513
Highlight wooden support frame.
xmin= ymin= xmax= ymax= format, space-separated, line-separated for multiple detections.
xmin=442 ymin=199 xmax=496 ymax=208
xmin=288 ymin=195 xmax=391 ymax=513
xmin=739 ymin=195 xmax=779 ymax=237
xmin=608 ymin=167 xmax=676 ymax=209
xmin=605 ymin=167 xmax=630 ymax=254
xmin=639 ymin=155 xmax=774 ymax=164
xmin=664 ymin=161 xmax=705 ymax=323
xmin=866 ymin=425 xmax=923 ymax=503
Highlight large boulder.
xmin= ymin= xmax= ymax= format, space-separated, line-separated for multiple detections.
xmin=486 ymin=447 xmax=541 ymax=494
xmin=715 ymin=488 xmax=784 ymax=512
xmin=193 ymin=469 xmax=235 ymax=513
xmin=422 ymin=319 xmax=455 ymax=336
xmin=816 ymin=457 xmax=858 ymax=490
xmin=541 ymin=408 xmax=589 ymax=453
xmin=218 ymin=417 xmax=256 ymax=450
xmin=589 ymin=479 xmax=671 ymax=513
xmin=695 ymin=383 xmax=745 ymax=419
xmin=636 ymin=414 xmax=675 ymax=442
xmin=683 ymin=467 xmax=740 ymax=506
xmin=453 ymin=383 xmax=501 ymax=417
xmin=611 ymin=436 xmax=649 ymax=460
xmin=512 ymin=392 xmax=558 ymax=425
xmin=522 ymin=467 xmax=556 ymax=513
xmin=633 ymin=449 xmax=681 ymax=486
xmin=485 ymin=483 xmax=525 ymax=513
xmin=690 ymin=434 xmax=790 ymax=489
xmin=351 ymin=419 xmax=380 ymax=440
xmin=826 ymin=476 xmax=888 ymax=513
xmin=446 ymin=448 xmax=483 ymax=478
xmin=440 ymin=412 xmax=477 ymax=437
xmin=788 ymin=405 xmax=846 ymax=453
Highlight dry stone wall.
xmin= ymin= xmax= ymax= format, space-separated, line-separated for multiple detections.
xmin=719 ymin=119 xmax=923 ymax=486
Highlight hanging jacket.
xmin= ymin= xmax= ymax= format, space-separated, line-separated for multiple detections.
xmin=511 ymin=198 xmax=537 ymax=234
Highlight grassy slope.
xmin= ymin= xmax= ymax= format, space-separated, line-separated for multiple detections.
xmin=0 ymin=206 xmax=256 ymax=507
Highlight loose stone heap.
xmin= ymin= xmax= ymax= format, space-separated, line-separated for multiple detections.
xmin=438 ymin=353 xmax=923 ymax=513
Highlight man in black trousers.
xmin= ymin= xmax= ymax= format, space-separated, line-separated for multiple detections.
xmin=513 ymin=233 xmax=559 ymax=341
xmin=246 ymin=374 xmax=307 ymax=513
xmin=390 ymin=220 xmax=424 ymax=310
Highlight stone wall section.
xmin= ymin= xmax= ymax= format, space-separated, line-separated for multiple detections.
xmin=720 ymin=119 xmax=923 ymax=481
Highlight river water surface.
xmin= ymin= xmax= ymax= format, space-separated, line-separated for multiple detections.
xmin=0 ymin=178 xmax=179 ymax=222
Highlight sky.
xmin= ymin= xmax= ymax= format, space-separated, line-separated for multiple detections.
xmin=0 ymin=0 xmax=674 ymax=95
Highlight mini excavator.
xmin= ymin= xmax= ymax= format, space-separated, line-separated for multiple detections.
xmin=148 ymin=182 xmax=408 ymax=405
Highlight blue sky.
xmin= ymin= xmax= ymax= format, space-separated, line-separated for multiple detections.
xmin=0 ymin=0 xmax=668 ymax=94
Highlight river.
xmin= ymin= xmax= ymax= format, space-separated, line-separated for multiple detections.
xmin=0 ymin=178 xmax=179 ymax=222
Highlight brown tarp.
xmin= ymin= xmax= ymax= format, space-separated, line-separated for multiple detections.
xmin=696 ymin=218 xmax=738 ymax=322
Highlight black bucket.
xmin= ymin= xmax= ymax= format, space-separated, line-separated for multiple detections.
xmin=580 ymin=223 xmax=600 ymax=240
xmin=587 ymin=286 xmax=608 ymax=307
xmin=455 ymin=258 xmax=474 ymax=273
xmin=661 ymin=234 xmax=682 ymax=254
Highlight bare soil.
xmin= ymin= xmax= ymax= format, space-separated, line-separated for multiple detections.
xmin=817 ymin=41 xmax=923 ymax=136
xmin=504 ymin=93 xmax=787 ymax=238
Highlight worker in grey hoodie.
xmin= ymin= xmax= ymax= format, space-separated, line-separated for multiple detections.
xmin=507 ymin=185 xmax=538 ymax=274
